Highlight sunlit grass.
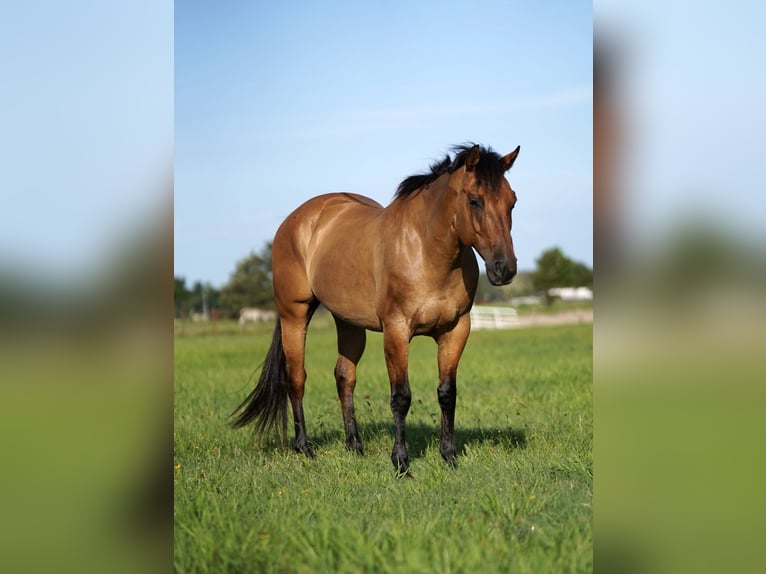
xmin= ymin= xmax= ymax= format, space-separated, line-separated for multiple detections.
xmin=174 ymin=322 xmax=592 ymax=573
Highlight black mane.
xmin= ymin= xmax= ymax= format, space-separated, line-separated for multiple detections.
xmin=394 ymin=143 xmax=506 ymax=199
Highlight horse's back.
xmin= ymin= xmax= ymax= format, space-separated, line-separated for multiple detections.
xmin=274 ymin=192 xmax=381 ymax=248
xmin=337 ymin=192 xmax=384 ymax=209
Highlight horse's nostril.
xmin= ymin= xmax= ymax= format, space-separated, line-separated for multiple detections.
xmin=493 ymin=259 xmax=506 ymax=273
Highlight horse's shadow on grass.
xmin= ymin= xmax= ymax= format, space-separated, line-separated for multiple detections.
xmin=309 ymin=421 xmax=527 ymax=460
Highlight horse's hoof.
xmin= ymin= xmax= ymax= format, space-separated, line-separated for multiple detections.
xmin=295 ymin=443 xmax=314 ymax=459
xmin=396 ymin=469 xmax=414 ymax=479
xmin=441 ymin=448 xmax=457 ymax=468
xmin=345 ymin=438 xmax=364 ymax=456
xmin=391 ymin=452 xmax=410 ymax=475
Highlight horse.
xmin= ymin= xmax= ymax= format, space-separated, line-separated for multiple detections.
xmin=231 ymin=143 xmax=520 ymax=474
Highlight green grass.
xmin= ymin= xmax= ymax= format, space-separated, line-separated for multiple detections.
xmin=174 ymin=320 xmax=592 ymax=573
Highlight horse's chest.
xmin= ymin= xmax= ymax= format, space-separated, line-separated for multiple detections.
xmin=379 ymin=259 xmax=477 ymax=335
xmin=411 ymin=294 xmax=470 ymax=335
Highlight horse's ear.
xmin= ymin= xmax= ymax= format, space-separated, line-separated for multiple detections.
xmin=465 ymin=145 xmax=481 ymax=171
xmin=502 ymin=146 xmax=521 ymax=171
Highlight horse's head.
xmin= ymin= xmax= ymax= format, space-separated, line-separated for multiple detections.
xmin=451 ymin=144 xmax=520 ymax=286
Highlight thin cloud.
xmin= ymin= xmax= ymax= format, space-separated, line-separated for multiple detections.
xmin=289 ymin=85 xmax=592 ymax=139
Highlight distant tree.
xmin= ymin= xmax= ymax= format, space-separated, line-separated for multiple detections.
xmin=219 ymin=242 xmax=275 ymax=312
xmin=570 ymin=261 xmax=594 ymax=289
xmin=174 ymin=276 xmax=192 ymax=317
xmin=532 ymin=248 xmax=571 ymax=292
xmin=531 ymin=247 xmax=592 ymax=303
xmin=189 ymin=281 xmax=220 ymax=315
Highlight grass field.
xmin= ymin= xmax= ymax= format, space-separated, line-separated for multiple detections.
xmin=174 ymin=318 xmax=592 ymax=573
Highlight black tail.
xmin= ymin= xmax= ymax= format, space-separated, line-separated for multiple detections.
xmin=230 ymin=320 xmax=288 ymax=443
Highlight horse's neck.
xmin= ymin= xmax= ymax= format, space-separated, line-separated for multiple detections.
xmin=389 ymin=178 xmax=465 ymax=268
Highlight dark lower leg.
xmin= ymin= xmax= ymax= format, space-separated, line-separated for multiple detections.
xmin=335 ymin=364 xmax=363 ymax=455
xmin=342 ymin=402 xmax=363 ymax=454
xmin=437 ymin=376 xmax=457 ymax=466
xmin=390 ymin=380 xmax=412 ymax=473
xmin=290 ymin=395 xmax=313 ymax=458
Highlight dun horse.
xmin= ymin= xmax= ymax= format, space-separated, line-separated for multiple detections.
xmin=231 ymin=143 xmax=521 ymax=474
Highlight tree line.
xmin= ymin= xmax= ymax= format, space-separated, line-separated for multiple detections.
xmin=174 ymin=244 xmax=592 ymax=318
xmin=174 ymin=242 xmax=274 ymax=319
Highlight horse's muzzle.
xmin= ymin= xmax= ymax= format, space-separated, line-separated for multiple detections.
xmin=486 ymin=257 xmax=517 ymax=286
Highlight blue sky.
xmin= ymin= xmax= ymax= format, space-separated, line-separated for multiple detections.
xmin=177 ymin=1 xmax=593 ymax=288
xmin=0 ymin=1 xmax=172 ymax=283
xmin=597 ymin=1 xmax=766 ymax=247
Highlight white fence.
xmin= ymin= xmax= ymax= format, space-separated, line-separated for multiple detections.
xmin=470 ymin=306 xmax=520 ymax=330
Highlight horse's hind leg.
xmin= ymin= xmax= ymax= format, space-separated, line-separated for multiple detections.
xmin=281 ymin=300 xmax=319 ymax=458
xmin=334 ymin=318 xmax=366 ymax=455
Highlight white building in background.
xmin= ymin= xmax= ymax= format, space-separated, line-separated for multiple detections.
xmin=239 ymin=307 xmax=277 ymax=326
xmin=547 ymin=287 xmax=593 ymax=301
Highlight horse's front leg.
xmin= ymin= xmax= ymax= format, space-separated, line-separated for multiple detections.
xmin=434 ymin=313 xmax=471 ymax=467
xmin=383 ymin=322 xmax=412 ymax=475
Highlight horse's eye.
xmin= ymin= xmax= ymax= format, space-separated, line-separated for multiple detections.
xmin=468 ymin=196 xmax=484 ymax=209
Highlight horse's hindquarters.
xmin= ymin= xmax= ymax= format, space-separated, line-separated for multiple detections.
xmin=273 ymin=193 xmax=383 ymax=329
